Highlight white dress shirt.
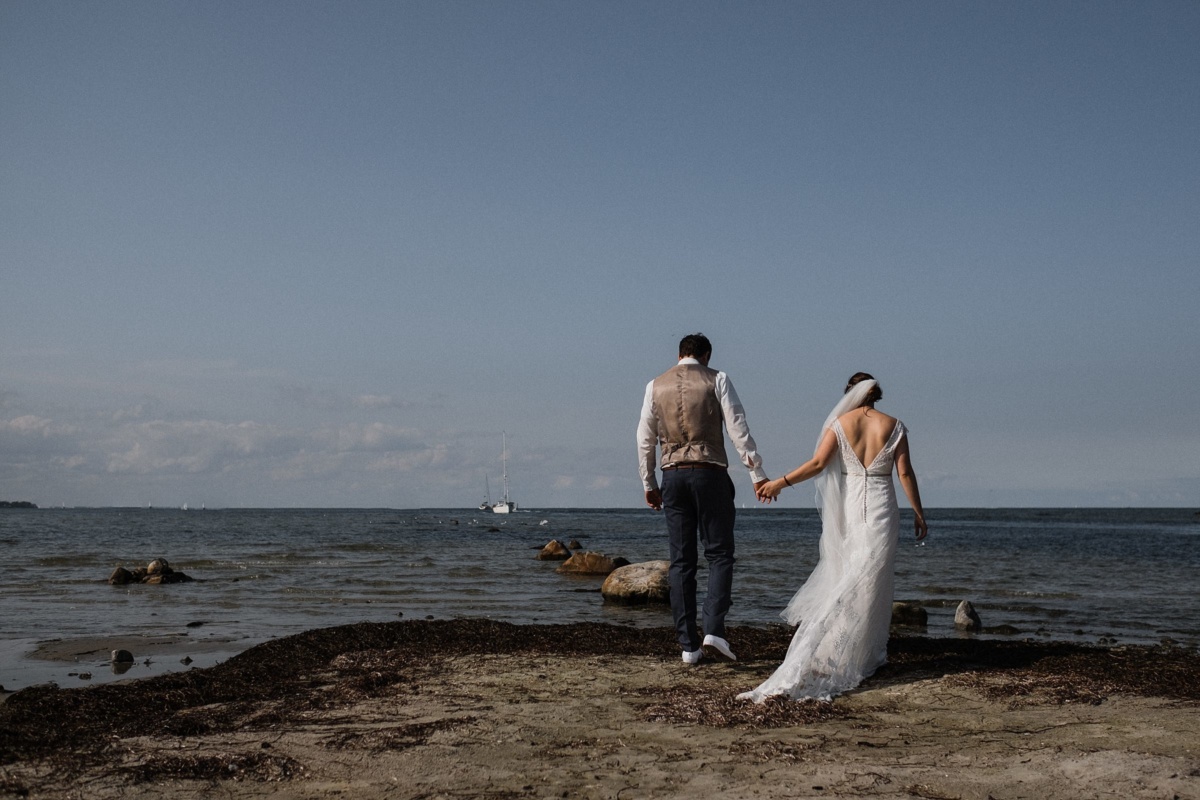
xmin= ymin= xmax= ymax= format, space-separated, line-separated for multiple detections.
xmin=637 ymin=358 xmax=768 ymax=492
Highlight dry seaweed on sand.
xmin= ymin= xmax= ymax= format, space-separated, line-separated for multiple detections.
xmin=3 ymin=619 xmax=1199 ymax=777
xmin=0 ymin=771 xmax=30 ymax=798
xmin=938 ymin=642 xmax=1200 ymax=705
xmin=0 ymin=620 xmax=685 ymax=768
xmin=321 ymin=717 xmax=477 ymax=753
xmin=879 ymin=635 xmax=1200 ymax=704
xmin=640 ymin=686 xmax=850 ymax=728
xmin=118 ymin=751 xmax=306 ymax=784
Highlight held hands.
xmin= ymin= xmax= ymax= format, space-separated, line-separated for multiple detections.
xmin=755 ymin=478 xmax=783 ymax=504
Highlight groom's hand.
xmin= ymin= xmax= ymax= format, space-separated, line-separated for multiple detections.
xmin=645 ymin=488 xmax=663 ymax=511
xmin=753 ymin=479 xmax=776 ymax=504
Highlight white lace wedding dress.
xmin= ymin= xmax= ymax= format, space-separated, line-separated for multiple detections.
xmin=740 ymin=408 xmax=906 ymax=702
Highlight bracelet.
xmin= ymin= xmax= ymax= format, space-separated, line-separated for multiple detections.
xmin=782 ymin=474 xmax=792 ymax=487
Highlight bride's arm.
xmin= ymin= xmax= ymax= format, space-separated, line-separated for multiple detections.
xmin=756 ymin=429 xmax=837 ymax=503
xmin=894 ymin=438 xmax=928 ymax=540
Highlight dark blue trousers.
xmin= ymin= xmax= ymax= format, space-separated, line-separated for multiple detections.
xmin=661 ymin=468 xmax=736 ymax=651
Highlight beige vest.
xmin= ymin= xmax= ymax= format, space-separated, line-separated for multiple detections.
xmin=651 ymin=363 xmax=729 ymax=469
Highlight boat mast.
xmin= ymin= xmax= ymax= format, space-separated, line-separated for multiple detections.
xmin=501 ymin=431 xmax=510 ymax=504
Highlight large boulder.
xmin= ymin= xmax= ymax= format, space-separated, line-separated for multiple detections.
xmin=955 ymin=600 xmax=982 ymax=631
xmin=536 ymin=540 xmax=573 ymax=560
xmin=601 ymin=561 xmax=670 ymax=605
xmin=891 ymin=601 xmax=928 ymax=627
xmin=556 ymin=552 xmax=630 ymax=576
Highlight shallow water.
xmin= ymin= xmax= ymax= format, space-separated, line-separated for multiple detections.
xmin=1 ymin=507 xmax=1197 ymax=690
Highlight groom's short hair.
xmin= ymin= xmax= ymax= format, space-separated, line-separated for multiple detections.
xmin=679 ymin=333 xmax=712 ymax=360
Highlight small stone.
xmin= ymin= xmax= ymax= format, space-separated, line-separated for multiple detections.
xmin=567 ymin=539 xmax=583 ymax=550
xmin=147 ymin=558 xmax=170 ymax=575
xmin=536 ymin=539 xmax=572 ymax=561
xmin=955 ymin=600 xmax=982 ymax=631
xmin=557 ymin=551 xmax=626 ymax=576
xmin=78 ymin=672 xmax=92 ymax=680
xmin=180 ymin=656 xmax=193 ymax=665
xmin=142 ymin=571 xmax=193 ymax=584
xmin=186 ymin=620 xmax=207 ymax=628
xmin=107 ymin=567 xmax=136 ymax=585
xmin=891 ymin=602 xmax=927 ymax=627
xmin=111 ymin=649 xmax=134 ymax=663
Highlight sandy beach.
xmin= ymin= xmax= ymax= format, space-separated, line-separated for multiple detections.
xmin=1 ymin=620 xmax=1198 ymax=799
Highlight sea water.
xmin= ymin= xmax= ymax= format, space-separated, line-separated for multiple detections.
xmin=1 ymin=507 xmax=1197 ymax=690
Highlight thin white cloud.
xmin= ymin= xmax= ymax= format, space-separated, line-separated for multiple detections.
xmin=1 ymin=415 xmax=78 ymax=437
xmin=354 ymin=394 xmax=411 ymax=410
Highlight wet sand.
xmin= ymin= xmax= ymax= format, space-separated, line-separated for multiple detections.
xmin=1 ymin=620 xmax=1198 ymax=799
xmin=27 ymin=632 xmax=242 ymax=664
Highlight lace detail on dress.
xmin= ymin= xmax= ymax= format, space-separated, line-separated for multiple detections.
xmin=832 ymin=419 xmax=905 ymax=523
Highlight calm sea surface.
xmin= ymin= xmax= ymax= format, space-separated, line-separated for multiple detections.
xmin=1 ymin=507 xmax=1197 ymax=690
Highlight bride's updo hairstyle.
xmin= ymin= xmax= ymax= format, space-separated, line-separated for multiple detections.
xmin=845 ymin=372 xmax=883 ymax=406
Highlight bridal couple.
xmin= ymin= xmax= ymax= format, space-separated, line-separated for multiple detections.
xmin=636 ymin=333 xmax=928 ymax=701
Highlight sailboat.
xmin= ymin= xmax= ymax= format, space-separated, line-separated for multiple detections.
xmin=486 ymin=432 xmax=517 ymax=514
xmin=478 ymin=475 xmax=493 ymax=511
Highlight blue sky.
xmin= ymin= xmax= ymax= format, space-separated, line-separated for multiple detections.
xmin=2 ymin=1 xmax=1197 ymax=508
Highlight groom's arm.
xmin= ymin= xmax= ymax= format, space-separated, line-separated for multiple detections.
xmin=714 ymin=372 xmax=767 ymax=484
xmin=636 ymin=381 xmax=662 ymax=509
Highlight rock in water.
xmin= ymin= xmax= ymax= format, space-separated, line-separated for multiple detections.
xmin=891 ymin=601 xmax=928 ymax=627
xmin=601 ymin=561 xmax=670 ymax=605
xmin=536 ymin=540 xmax=572 ymax=560
xmin=955 ymin=600 xmax=983 ymax=631
xmin=108 ymin=567 xmax=135 ymax=585
xmin=109 ymin=559 xmax=193 ymax=585
xmin=144 ymin=572 xmax=194 ymax=584
xmin=567 ymin=539 xmax=583 ymax=550
xmin=111 ymin=649 xmax=134 ymax=663
xmin=556 ymin=552 xmax=629 ymax=576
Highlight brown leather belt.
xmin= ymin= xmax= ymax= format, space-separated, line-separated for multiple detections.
xmin=662 ymin=462 xmax=725 ymax=471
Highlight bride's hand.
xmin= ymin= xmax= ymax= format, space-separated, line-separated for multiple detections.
xmin=914 ymin=514 xmax=928 ymax=541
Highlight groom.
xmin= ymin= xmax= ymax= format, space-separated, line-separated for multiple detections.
xmin=637 ymin=333 xmax=768 ymax=664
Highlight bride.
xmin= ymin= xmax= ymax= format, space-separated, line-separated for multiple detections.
xmin=740 ymin=373 xmax=927 ymax=702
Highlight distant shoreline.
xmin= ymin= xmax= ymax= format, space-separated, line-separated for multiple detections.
xmin=3 ymin=504 xmax=1199 ymax=511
